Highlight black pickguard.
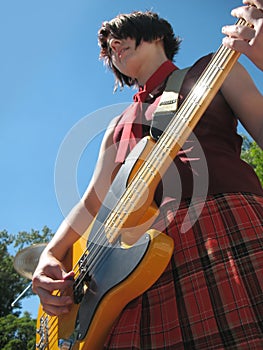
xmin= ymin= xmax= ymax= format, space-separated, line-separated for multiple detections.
xmin=74 ymin=137 xmax=151 ymax=341
xmin=75 ymin=234 xmax=150 ymax=341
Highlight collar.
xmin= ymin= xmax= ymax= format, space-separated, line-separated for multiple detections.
xmin=133 ymin=60 xmax=178 ymax=102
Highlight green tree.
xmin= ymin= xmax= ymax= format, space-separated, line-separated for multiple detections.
xmin=0 ymin=227 xmax=54 ymax=349
xmin=13 ymin=225 xmax=54 ymax=251
xmin=0 ymin=230 xmax=28 ymax=317
xmin=0 ymin=312 xmax=36 ymax=350
xmin=241 ymin=135 xmax=263 ymax=186
xmin=0 ymin=226 xmax=54 ymax=316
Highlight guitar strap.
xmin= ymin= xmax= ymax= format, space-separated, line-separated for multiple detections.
xmin=150 ymin=67 xmax=190 ymax=140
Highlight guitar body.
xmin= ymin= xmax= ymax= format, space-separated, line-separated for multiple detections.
xmin=74 ymin=229 xmax=174 ymax=350
xmin=36 ymin=137 xmax=174 ymax=350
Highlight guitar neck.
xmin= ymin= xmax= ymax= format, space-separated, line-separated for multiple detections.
xmin=153 ymin=37 xmax=241 ymax=173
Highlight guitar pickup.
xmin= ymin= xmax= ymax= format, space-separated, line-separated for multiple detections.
xmin=73 ymin=253 xmax=91 ymax=304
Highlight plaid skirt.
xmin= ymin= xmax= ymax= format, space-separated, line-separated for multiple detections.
xmin=104 ymin=193 xmax=263 ymax=350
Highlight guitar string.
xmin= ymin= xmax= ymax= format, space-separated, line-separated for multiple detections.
xmin=98 ymin=44 xmax=235 ymax=233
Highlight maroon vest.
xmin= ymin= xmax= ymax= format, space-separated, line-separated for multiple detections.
xmin=115 ymin=54 xmax=263 ymax=204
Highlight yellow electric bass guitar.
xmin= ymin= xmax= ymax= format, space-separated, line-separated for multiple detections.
xmin=36 ymin=15 xmax=250 ymax=350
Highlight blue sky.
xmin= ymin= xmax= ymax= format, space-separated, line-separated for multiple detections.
xmin=1 ymin=0 xmax=262 ymax=317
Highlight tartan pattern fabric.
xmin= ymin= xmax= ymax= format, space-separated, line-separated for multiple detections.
xmin=104 ymin=193 xmax=263 ymax=349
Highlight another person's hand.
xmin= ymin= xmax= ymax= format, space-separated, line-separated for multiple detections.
xmin=222 ymin=0 xmax=263 ymax=71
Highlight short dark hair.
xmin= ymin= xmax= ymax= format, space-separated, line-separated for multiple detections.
xmin=98 ymin=11 xmax=181 ymax=89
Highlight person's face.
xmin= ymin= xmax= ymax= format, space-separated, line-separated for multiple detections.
xmin=108 ymin=36 xmax=160 ymax=81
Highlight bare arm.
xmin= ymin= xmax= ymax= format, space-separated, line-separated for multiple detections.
xmin=221 ymin=0 xmax=263 ymax=148
xmin=32 ymin=117 xmax=120 ymax=316
xmin=221 ymin=62 xmax=263 ymax=148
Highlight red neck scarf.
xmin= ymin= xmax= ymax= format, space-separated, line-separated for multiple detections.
xmin=113 ymin=60 xmax=178 ymax=163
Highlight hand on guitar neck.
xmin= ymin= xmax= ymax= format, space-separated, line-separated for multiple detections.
xmin=222 ymin=0 xmax=263 ymax=71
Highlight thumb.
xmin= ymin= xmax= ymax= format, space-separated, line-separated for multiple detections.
xmin=63 ymin=270 xmax=75 ymax=281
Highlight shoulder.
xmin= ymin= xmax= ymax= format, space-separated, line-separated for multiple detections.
xmin=221 ymin=62 xmax=263 ymax=147
xmin=177 ymin=53 xmax=214 ymax=95
xmin=101 ymin=115 xmax=122 ymax=149
xmin=186 ymin=53 xmax=214 ymax=78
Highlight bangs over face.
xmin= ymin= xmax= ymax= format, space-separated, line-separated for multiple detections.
xmin=98 ymin=11 xmax=181 ymax=89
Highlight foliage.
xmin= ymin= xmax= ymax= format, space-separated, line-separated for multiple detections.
xmin=241 ymin=135 xmax=263 ymax=186
xmin=0 ymin=227 xmax=54 ymax=349
xmin=0 ymin=312 xmax=36 ymax=350
xmin=13 ymin=226 xmax=54 ymax=251
xmin=0 ymin=226 xmax=54 ymax=317
xmin=0 ymin=230 xmax=29 ymax=317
